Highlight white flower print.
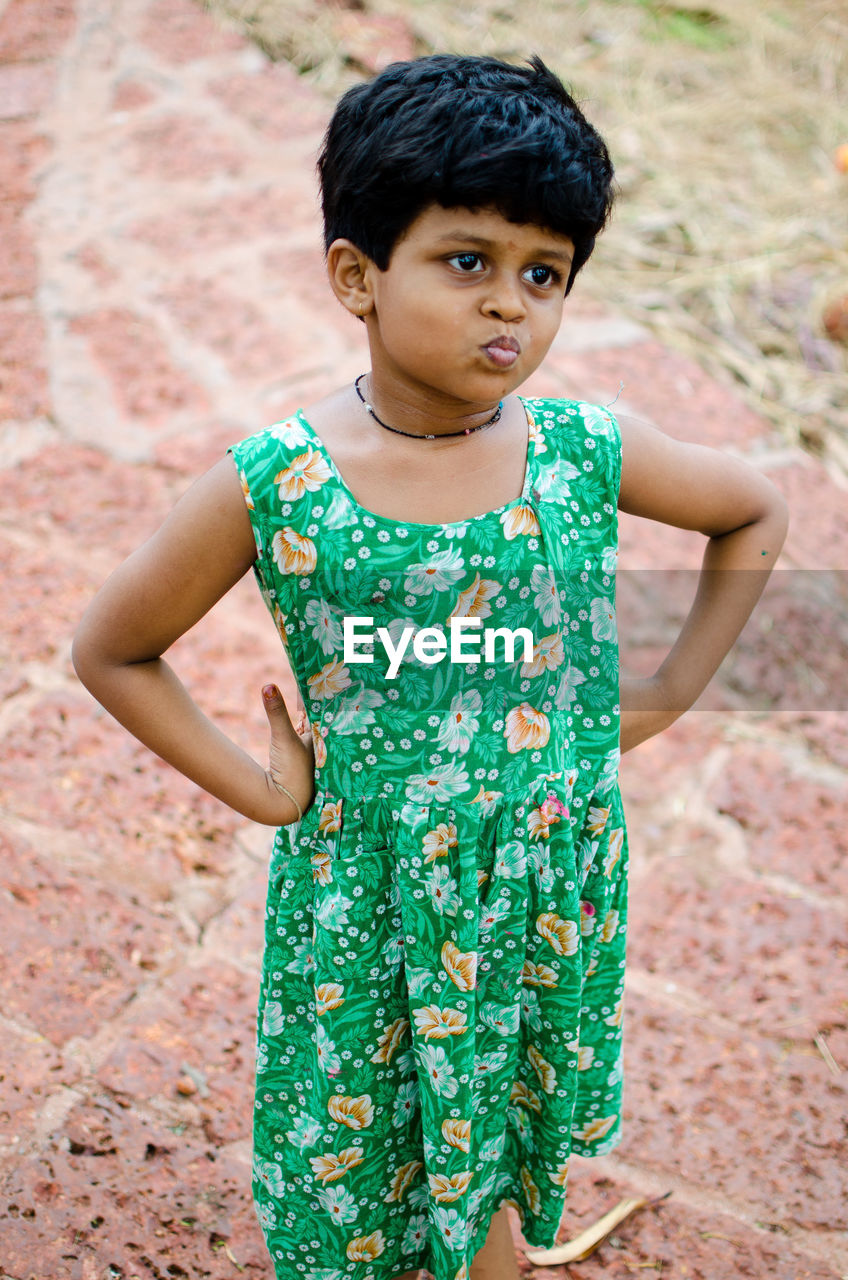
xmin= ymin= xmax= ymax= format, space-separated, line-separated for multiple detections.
xmin=420 ymin=1043 xmax=460 ymax=1100
xmin=531 ymin=564 xmax=562 ymax=626
xmin=436 ymin=689 xmax=482 ymax=754
xmin=423 ymin=864 xmax=461 ymax=917
xmin=323 ymin=487 xmax=359 ymax=529
xmin=590 ymin=596 xmax=616 ymax=642
xmin=304 ymin=597 xmax=343 ymax=655
xmin=554 ymin=661 xmax=587 ymax=709
xmin=404 ymin=545 xmax=465 ymax=595
xmin=405 ymin=761 xmax=471 ymax=804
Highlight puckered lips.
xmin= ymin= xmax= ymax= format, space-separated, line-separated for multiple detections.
xmin=482 ymin=334 xmax=521 ymax=368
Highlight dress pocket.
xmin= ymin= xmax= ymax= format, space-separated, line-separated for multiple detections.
xmin=310 ymin=845 xmax=405 ymax=979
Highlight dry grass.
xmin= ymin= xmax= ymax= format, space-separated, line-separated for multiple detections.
xmin=206 ymin=0 xmax=848 ymax=463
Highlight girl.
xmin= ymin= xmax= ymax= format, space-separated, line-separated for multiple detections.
xmin=72 ymin=54 xmax=788 ymax=1280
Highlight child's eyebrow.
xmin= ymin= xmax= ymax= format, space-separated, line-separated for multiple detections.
xmin=433 ymin=231 xmax=573 ymax=264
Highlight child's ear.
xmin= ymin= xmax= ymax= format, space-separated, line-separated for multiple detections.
xmin=326 ymin=238 xmax=374 ymax=322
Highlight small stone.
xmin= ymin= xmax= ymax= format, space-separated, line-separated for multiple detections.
xmin=176 ymin=1075 xmax=198 ymax=1097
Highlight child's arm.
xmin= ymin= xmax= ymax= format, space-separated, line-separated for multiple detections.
xmin=617 ymin=416 xmax=789 ymax=753
xmin=72 ymin=458 xmax=314 ymax=825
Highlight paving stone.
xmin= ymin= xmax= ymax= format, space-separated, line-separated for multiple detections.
xmin=138 ymin=0 xmax=246 ymax=66
xmin=0 ymin=690 xmax=242 ymax=889
xmin=768 ymin=456 xmax=848 ymax=569
xmin=0 ymin=1091 xmax=267 ymax=1278
xmin=0 ymin=304 xmax=49 ymax=418
xmin=209 ymin=63 xmax=331 ymax=139
xmin=0 ymin=0 xmax=76 ymax=62
xmin=0 ymin=995 xmax=78 ymax=1147
xmin=68 ymin=307 xmax=210 ymax=425
xmin=547 ymin=339 xmax=771 ymax=450
xmin=129 ymin=181 xmax=319 ymax=259
xmin=95 ymin=961 xmax=258 ymax=1143
xmin=0 ymin=208 xmax=38 ymax=298
xmin=520 ymin=1161 xmax=843 ymax=1279
xmin=0 ymin=829 xmax=180 ymax=1046
xmin=713 ymin=743 xmax=848 ymax=898
xmin=157 ymin=276 xmax=288 ymax=379
xmin=627 ymin=848 xmax=848 ymax=1034
xmin=0 ymin=443 xmax=179 ymax=556
xmin=0 ymin=61 xmax=57 ymax=120
xmin=617 ymin=992 xmax=848 ymax=1231
xmin=0 ymin=533 xmax=100 ymax=664
xmin=128 ymin=113 xmax=247 ymax=182
xmin=109 ymin=74 xmax=157 ymax=112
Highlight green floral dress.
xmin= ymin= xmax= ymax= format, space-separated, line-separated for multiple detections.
xmin=229 ymin=396 xmax=628 ymax=1280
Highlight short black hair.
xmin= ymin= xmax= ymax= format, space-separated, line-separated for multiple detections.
xmin=318 ymin=53 xmax=615 ymax=295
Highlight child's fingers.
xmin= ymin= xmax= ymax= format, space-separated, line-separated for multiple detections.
xmin=262 ymin=684 xmax=308 ymax=737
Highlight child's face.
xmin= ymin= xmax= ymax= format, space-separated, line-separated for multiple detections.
xmin=363 ymin=204 xmax=574 ymax=407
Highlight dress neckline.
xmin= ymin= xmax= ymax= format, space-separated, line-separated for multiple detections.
xmin=292 ymin=397 xmax=537 ymax=531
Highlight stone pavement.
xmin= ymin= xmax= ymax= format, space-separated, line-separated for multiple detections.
xmin=1 ymin=1 xmax=846 ymax=1277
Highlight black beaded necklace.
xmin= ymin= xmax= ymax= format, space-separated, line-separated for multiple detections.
xmin=354 ymin=374 xmax=503 ymax=440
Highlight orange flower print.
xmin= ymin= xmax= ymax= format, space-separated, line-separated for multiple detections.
xmin=312 ymin=722 xmax=327 ymax=769
xmin=271 ymin=526 xmax=317 ymax=575
xmin=238 ymin=468 xmax=254 ymax=510
xmin=521 ymin=631 xmax=565 ymax=678
xmin=450 ymin=572 xmax=502 ymax=621
xmin=307 ymin=656 xmax=352 ymax=700
xmin=536 ymin=911 xmax=579 ymax=957
xmin=470 ymin=784 xmax=503 ymax=815
xmin=272 ymin=605 xmax=288 ymax=643
xmin=501 ymin=502 xmax=541 ymax=540
xmin=370 ymin=1017 xmax=410 ymax=1065
xmin=573 ymin=1115 xmax=617 ymax=1144
xmin=328 ymin=1094 xmax=375 ymax=1129
xmin=442 ymin=1118 xmax=471 ymax=1152
xmin=310 ymin=1146 xmax=364 ymax=1183
xmin=315 ymin=981 xmax=345 ymax=1015
xmin=345 ymin=1230 xmax=386 ymax=1263
xmin=601 ymin=909 xmax=620 ymax=943
xmin=412 ymin=1004 xmax=468 ymax=1041
xmin=577 ymin=1046 xmax=595 ymax=1071
xmin=520 ymin=1165 xmax=542 ymax=1214
xmin=509 ymin=1078 xmax=542 ymax=1113
xmin=527 ymin=411 xmax=547 ymax=456
xmin=587 ymin=804 xmax=610 ymax=835
xmin=504 ymin=702 xmax=550 ymax=753
xmin=422 ymin=821 xmax=458 ymax=863
xmin=441 ymin=941 xmax=477 ymax=992
xmin=385 ymin=1160 xmax=424 ymax=1203
xmin=521 ymin=958 xmax=559 ymax=987
xmin=310 ymin=846 xmax=334 ymax=886
xmin=604 ymin=826 xmax=624 ymax=878
xmin=318 ymin=798 xmax=342 ymax=834
xmin=274 ymin=447 xmax=332 ymax=501
xmin=527 ymin=1043 xmax=557 ymax=1093
xmin=605 ymin=997 xmax=624 ymax=1028
xmin=549 ymin=1159 xmax=570 ymax=1189
xmin=428 ymin=1170 xmax=474 ymax=1202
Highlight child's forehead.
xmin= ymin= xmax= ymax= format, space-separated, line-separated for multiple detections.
xmin=401 ymin=203 xmax=574 ymax=252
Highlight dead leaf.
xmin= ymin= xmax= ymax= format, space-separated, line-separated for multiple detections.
xmin=524 ymin=1193 xmax=671 ymax=1266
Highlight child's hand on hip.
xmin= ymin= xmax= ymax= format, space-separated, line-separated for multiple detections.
xmin=261 ymin=683 xmax=315 ymax=824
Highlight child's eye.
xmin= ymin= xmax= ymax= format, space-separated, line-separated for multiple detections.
xmin=448 ymin=252 xmax=484 ymax=273
xmin=523 ymin=264 xmax=562 ymax=288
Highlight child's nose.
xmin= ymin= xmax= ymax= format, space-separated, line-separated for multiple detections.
xmin=482 ymin=276 xmax=525 ymax=324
